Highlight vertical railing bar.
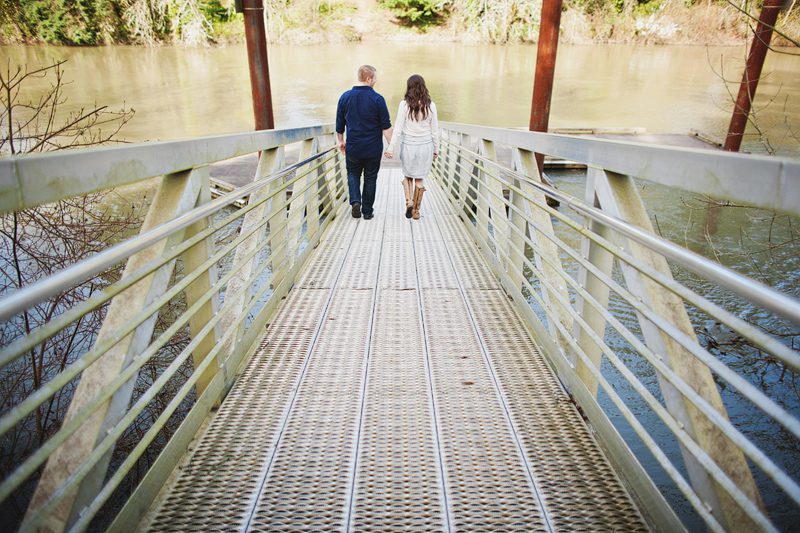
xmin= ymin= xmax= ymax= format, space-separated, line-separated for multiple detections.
xmin=573 ymin=167 xmax=615 ymax=394
xmin=183 ymin=170 xmax=222 ymax=396
xmin=594 ymin=169 xmax=762 ymax=528
xmin=475 ymin=139 xmax=492 ymax=250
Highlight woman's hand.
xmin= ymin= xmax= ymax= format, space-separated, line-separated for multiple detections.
xmin=433 ymin=152 xmax=439 ymax=160
xmin=384 ymin=151 xmax=393 ymax=159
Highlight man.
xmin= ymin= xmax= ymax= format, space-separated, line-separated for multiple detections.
xmin=336 ymin=65 xmax=393 ymax=220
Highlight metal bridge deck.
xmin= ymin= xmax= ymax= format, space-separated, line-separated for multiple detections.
xmin=144 ymin=169 xmax=647 ymax=531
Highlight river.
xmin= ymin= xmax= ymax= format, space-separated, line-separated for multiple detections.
xmin=1 ymin=42 xmax=799 ymax=154
xmin=1 ymin=42 xmax=799 ymax=530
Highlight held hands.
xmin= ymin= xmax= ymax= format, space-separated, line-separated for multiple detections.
xmin=384 ymin=151 xmax=393 ymax=159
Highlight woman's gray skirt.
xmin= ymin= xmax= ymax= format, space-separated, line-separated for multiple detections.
xmin=400 ymin=139 xmax=434 ymax=179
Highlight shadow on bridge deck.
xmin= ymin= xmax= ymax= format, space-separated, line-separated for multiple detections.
xmin=142 ymin=168 xmax=647 ymax=531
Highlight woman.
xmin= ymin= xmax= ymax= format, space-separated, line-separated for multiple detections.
xmin=385 ymin=74 xmax=439 ymax=220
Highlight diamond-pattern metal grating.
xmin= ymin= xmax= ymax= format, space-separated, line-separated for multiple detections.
xmin=144 ymin=169 xmax=648 ymax=532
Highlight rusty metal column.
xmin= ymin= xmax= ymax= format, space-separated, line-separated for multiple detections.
xmin=242 ymin=0 xmax=275 ymax=130
xmin=723 ymin=0 xmax=782 ymax=152
xmin=529 ymin=0 xmax=563 ymax=174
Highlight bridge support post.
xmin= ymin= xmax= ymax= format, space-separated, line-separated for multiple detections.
xmin=267 ymin=163 xmax=290 ymax=291
xmin=474 ymin=141 xmax=492 ymax=245
xmin=25 ymin=168 xmax=204 ymax=531
xmin=591 ymin=170 xmax=762 ymax=530
xmin=512 ymin=148 xmax=572 ymax=355
xmin=459 ymin=136 xmax=479 ymax=219
xmin=287 ymin=138 xmax=320 ymax=256
xmin=573 ymin=168 xmax=615 ymax=395
xmin=315 ymin=138 xmax=334 ymax=229
xmin=445 ymin=132 xmax=463 ymax=202
xmin=219 ymin=147 xmax=285 ymax=383
xmin=507 ymin=170 xmax=529 ymax=296
xmin=478 ymin=140 xmax=510 ymax=264
xmin=183 ymin=170 xmax=223 ymax=397
xmin=307 ymin=141 xmax=326 ymax=240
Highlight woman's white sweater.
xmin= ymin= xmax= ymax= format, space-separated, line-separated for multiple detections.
xmin=388 ymin=100 xmax=439 ymax=155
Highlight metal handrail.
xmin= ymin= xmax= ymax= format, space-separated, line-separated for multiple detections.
xmin=0 ymin=147 xmax=335 ymax=323
xmin=439 ymin=143 xmax=800 ymax=371
xmin=435 ymin=140 xmax=800 ymax=434
xmin=433 ymin=125 xmax=799 ymax=531
xmin=431 ymin=156 xmax=800 ymax=510
xmin=0 ymin=150 xmax=338 ymax=369
xmin=0 ymin=161 xmax=341 ymax=450
xmin=0 ymin=124 xmax=336 ymax=214
xmin=22 ymin=191 xmax=348 ymax=533
xmin=0 ymin=124 xmax=348 ymax=532
xmin=441 ymin=137 xmax=800 ymax=327
xmin=439 ymin=121 xmax=800 ymax=216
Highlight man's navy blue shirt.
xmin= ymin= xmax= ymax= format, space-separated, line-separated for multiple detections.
xmin=336 ymin=86 xmax=391 ymax=160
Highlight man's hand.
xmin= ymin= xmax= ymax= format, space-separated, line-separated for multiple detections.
xmin=338 ymin=141 xmax=346 ymax=154
xmin=384 ymin=151 xmax=393 ymax=159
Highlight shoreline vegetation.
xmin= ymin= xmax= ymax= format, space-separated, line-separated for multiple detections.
xmin=0 ymin=0 xmax=798 ymax=47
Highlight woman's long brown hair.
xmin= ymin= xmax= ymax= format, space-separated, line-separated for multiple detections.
xmin=404 ymin=74 xmax=432 ymax=120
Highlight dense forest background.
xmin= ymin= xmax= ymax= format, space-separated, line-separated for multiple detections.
xmin=0 ymin=0 xmax=798 ymax=47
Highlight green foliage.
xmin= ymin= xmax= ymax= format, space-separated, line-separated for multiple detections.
xmin=4 ymin=0 xmax=129 ymax=45
xmin=380 ymin=0 xmax=448 ymax=27
xmin=0 ymin=0 xmax=233 ymax=45
xmin=202 ymin=0 xmax=232 ymax=23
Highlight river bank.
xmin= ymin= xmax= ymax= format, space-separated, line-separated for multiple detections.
xmin=266 ymin=0 xmax=800 ymax=47
xmin=1 ymin=0 xmax=798 ymax=47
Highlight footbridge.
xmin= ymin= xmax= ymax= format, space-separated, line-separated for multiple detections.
xmin=0 ymin=123 xmax=798 ymax=532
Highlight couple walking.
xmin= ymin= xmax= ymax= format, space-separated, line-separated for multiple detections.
xmin=335 ymin=65 xmax=439 ymax=220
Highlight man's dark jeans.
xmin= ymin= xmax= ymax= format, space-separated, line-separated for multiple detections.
xmin=346 ymin=155 xmax=381 ymax=216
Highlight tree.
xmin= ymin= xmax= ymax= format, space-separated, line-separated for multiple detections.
xmin=0 ymin=59 xmax=139 ymax=526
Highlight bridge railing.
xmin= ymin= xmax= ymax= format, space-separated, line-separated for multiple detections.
xmin=0 ymin=124 xmax=347 ymax=531
xmin=432 ymin=122 xmax=800 ymax=532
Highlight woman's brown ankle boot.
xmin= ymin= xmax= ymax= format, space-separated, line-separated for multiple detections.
xmin=403 ymin=178 xmax=414 ymax=218
xmin=412 ymin=187 xmax=425 ymax=220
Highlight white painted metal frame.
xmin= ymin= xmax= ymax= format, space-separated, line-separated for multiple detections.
xmin=433 ymin=122 xmax=800 ymax=533
xmin=0 ymin=125 xmax=348 ymax=532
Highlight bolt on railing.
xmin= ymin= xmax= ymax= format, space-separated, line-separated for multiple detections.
xmin=432 ymin=122 xmax=800 ymax=532
xmin=0 ymin=125 xmax=348 ymax=532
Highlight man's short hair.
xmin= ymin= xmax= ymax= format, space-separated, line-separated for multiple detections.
xmin=358 ymin=65 xmax=376 ymax=82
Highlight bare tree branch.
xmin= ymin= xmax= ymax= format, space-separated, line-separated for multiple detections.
xmin=724 ymin=0 xmax=800 ymax=51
